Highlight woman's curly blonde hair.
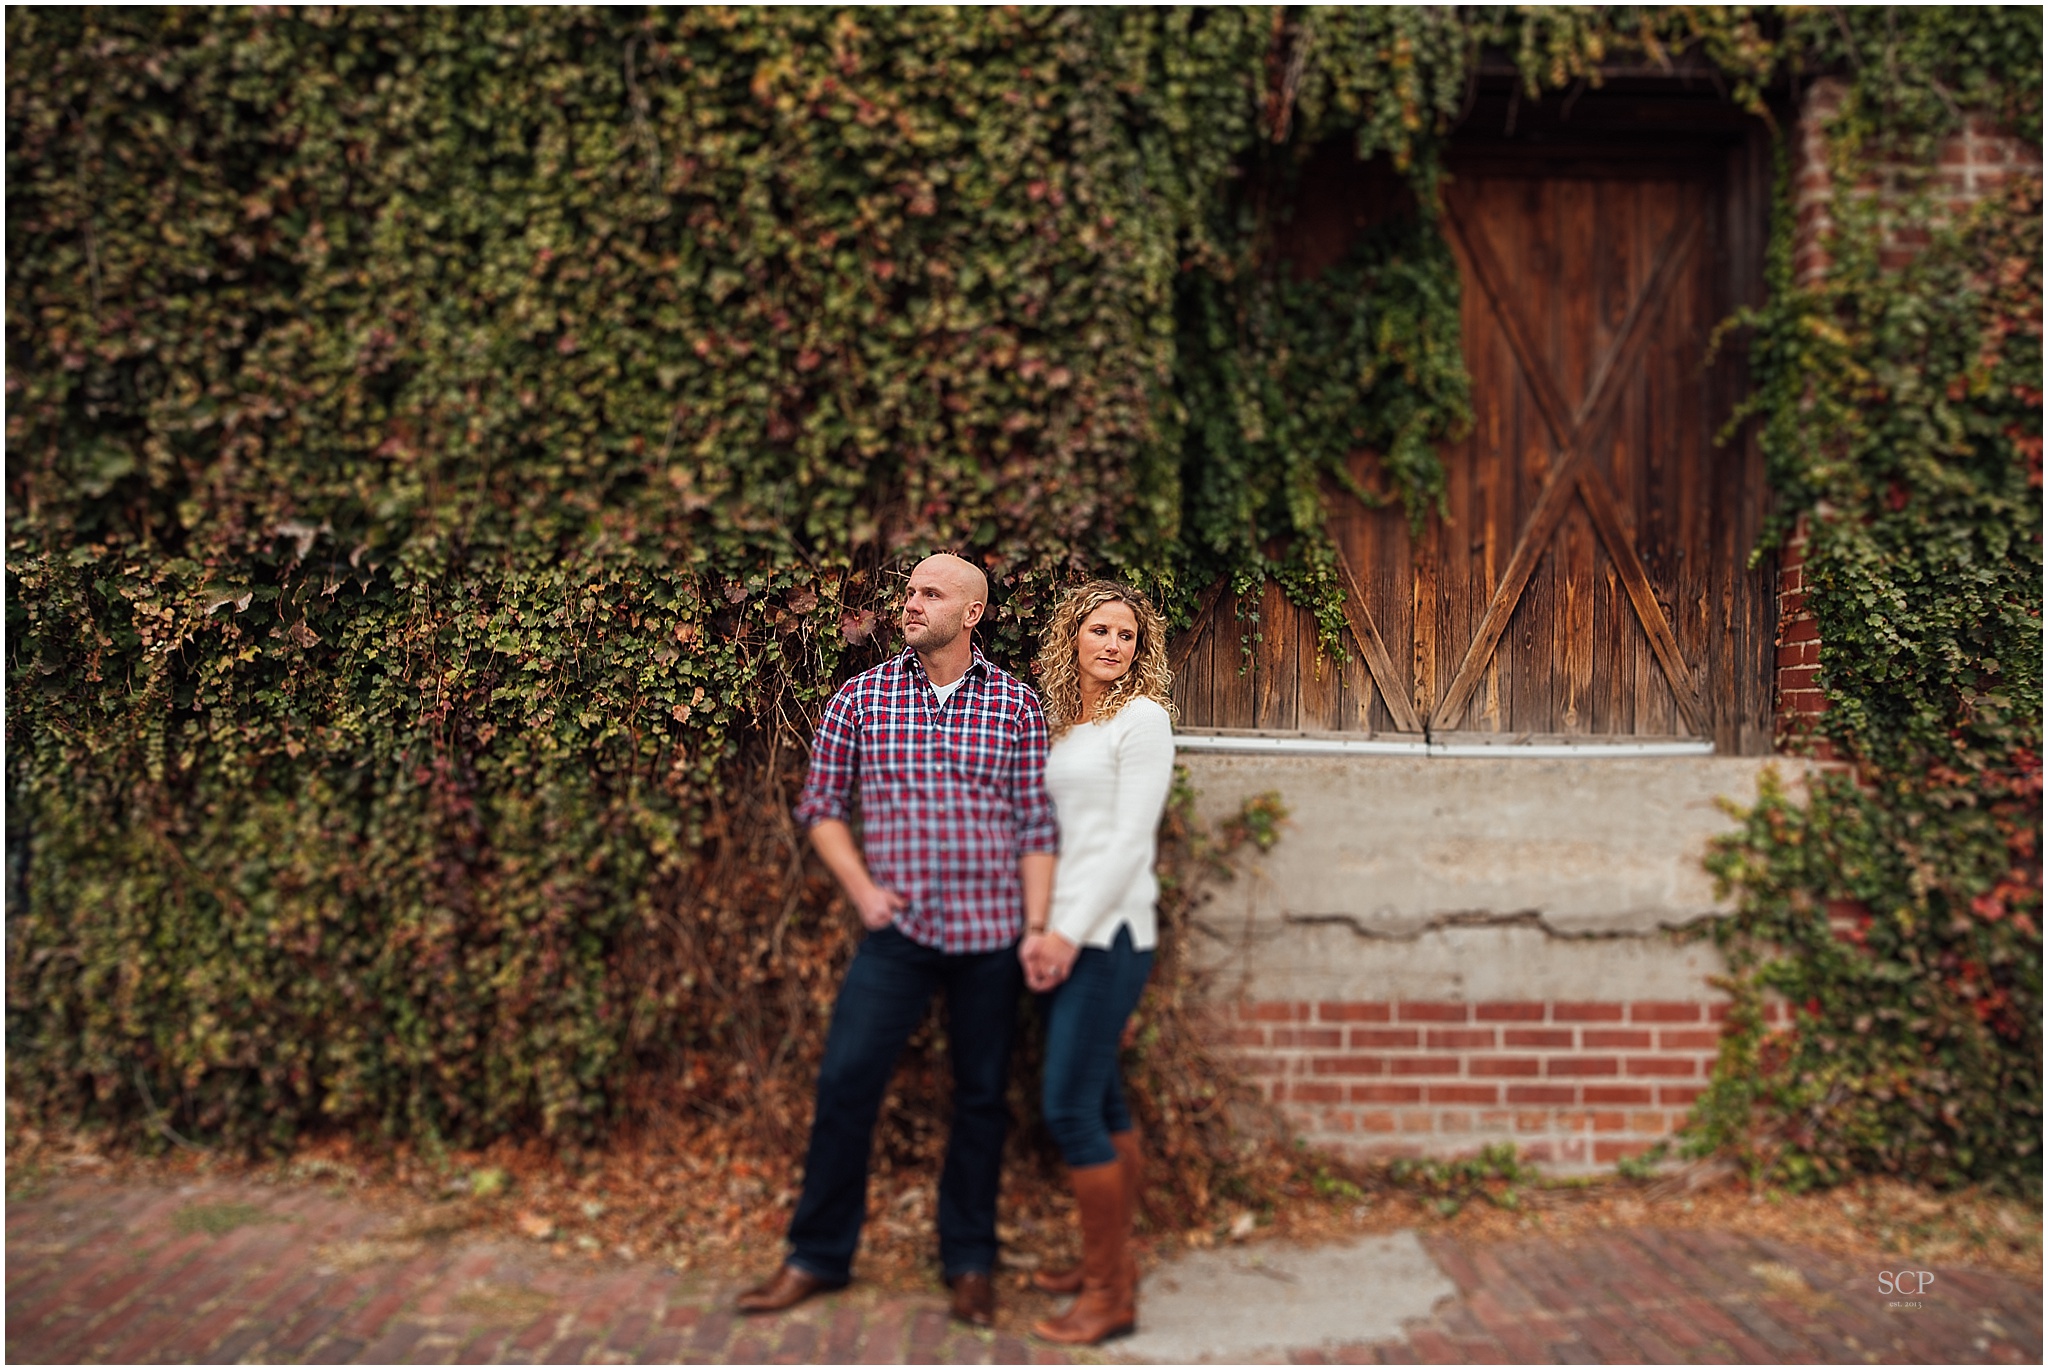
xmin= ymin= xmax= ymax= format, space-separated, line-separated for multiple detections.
xmin=1034 ymin=579 xmax=1176 ymax=740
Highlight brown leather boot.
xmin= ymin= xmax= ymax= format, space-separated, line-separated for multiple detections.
xmin=1031 ymin=1161 xmax=1135 ymax=1345
xmin=1032 ymin=1129 xmax=1141 ymax=1295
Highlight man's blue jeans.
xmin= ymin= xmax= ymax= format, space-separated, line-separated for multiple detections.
xmin=1040 ymin=923 xmax=1154 ymax=1168
xmin=786 ymin=925 xmax=1022 ymax=1283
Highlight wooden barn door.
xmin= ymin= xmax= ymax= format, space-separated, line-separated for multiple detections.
xmin=1173 ymin=131 xmax=1775 ymax=754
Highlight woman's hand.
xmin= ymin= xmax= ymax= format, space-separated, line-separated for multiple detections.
xmin=1020 ymin=934 xmax=1055 ymax=992
xmin=1021 ymin=930 xmax=1079 ymax=992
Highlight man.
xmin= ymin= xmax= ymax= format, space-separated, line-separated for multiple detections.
xmin=736 ymin=553 xmax=1057 ymax=1327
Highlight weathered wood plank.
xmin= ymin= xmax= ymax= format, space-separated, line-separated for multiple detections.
xmin=1251 ymin=578 xmax=1300 ymax=731
xmin=1172 ymin=594 xmax=1214 ymax=725
xmin=1412 ymin=514 xmax=1440 ymax=724
xmin=1445 ymin=194 xmax=1574 ymax=446
xmin=1169 ymin=578 xmax=1229 ymax=677
xmin=1335 ymin=546 xmax=1424 ymax=733
xmin=1577 ymin=459 xmax=1706 ymax=733
xmin=1595 ymin=552 xmax=1630 ymax=734
xmin=1561 ymin=504 xmax=1596 ymax=734
xmin=1296 ymin=592 xmax=1343 ymax=733
xmin=1205 ymin=590 xmax=1259 ymax=729
xmin=1332 ymin=627 xmax=1378 ymax=733
xmin=1477 ymin=383 xmax=1507 ymax=733
xmin=1559 ymin=178 xmax=1598 ymax=441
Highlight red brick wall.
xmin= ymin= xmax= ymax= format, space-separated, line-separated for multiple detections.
xmin=1220 ymin=997 xmax=1789 ymax=1167
xmin=1790 ymin=80 xmax=1845 ymax=286
xmin=1773 ymin=514 xmax=1832 ymax=758
xmin=1934 ymin=115 xmax=2042 ymax=222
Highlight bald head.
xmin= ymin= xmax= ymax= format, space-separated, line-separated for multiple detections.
xmin=918 ymin=553 xmax=988 ymax=607
xmin=900 ymin=553 xmax=987 ymax=663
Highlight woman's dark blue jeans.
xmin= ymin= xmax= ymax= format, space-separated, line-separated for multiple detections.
xmin=1040 ymin=923 xmax=1154 ymax=1168
xmin=785 ymin=925 xmax=1021 ymax=1285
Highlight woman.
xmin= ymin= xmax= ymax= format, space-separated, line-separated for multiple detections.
xmin=1020 ymin=580 xmax=1176 ymax=1345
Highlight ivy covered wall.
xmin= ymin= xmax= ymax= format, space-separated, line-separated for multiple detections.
xmin=6 ymin=7 xmax=2038 ymax=1191
xmin=1697 ymin=59 xmax=2042 ymax=1191
xmin=1 ymin=5 xmax=1453 ymax=1154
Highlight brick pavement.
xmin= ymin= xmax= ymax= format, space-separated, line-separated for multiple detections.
xmin=7 ymin=1177 xmax=1070 ymax=1366
xmin=1296 ymin=1227 xmax=2041 ymax=1365
xmin=7 ymin=1175 xmax=2040 ymax=1363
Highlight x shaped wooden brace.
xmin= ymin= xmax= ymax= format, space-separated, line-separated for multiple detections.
xmin=1426 ymin=194 xmax=1709 ymax=736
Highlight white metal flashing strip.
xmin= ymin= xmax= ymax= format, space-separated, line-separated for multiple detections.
xmin=1171 ymin=733 xmax=1429 ymax=756
xmin=1425 ymin=739 xmax=1715 ymax=758
xmin=1172 ymin=733 xmax=1715 ymax=759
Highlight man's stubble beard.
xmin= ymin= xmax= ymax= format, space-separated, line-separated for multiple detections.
xmin=902 ymin=612 xmax=964 ymax=653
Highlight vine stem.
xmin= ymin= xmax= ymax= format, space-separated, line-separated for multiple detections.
xmin=133 ymin=1070 xmax=210 ymax=1154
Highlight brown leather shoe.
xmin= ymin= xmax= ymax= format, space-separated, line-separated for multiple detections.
xmin=735 ymin=1262 xmax=844 ymax=1315
xmin=947 ymin=1269 xmax=996 ymax=1327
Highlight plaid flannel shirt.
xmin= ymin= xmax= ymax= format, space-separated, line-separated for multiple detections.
xmin=794 ymin=647 xmax=1059 ymax=954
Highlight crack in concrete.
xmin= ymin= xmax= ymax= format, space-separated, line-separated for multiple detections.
xmin=1267 ymin=908 xmax=1724 ymax=942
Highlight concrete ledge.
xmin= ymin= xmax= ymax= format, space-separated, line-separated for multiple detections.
xmin=1181 ymin=753 xmax=1816 ymax=937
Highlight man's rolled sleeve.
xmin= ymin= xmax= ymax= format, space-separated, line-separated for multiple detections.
xmin=793 ymin=687 xmax=860 ymax=829
xmin=1010 ymin=696 xmax=1060 ymax=856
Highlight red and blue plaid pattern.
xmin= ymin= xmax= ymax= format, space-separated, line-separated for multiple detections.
xmin=795 ymin=647 xmax=1059 ymax=954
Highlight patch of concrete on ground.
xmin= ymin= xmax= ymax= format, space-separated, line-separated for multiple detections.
xmin=1181 ymin=754 xmax=1819 ymax=936
xmin=1117 ymin=1231 xmax=1456 ymax=1364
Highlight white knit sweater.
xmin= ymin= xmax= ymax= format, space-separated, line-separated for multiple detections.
xmin=1043 ymin=695 xmax=1176 ymax=950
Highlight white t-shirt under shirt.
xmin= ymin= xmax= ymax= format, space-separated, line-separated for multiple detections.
xmin=1042 ymin=695 xmax=1176 ymax=950
xmin=929 ymin=674 xmax=965 ymax=709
